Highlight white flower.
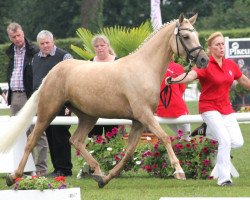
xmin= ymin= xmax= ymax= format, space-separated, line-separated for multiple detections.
xmin=87 ymin=137 xmax=94 ymax=142
xmin=112 ymin=161 xmax=117 ymax=165
xmin=146 ymin=136 xmax=152 ymax=141
xmin=107 ymin=147 xmax=112 ymax=151
xmin=136 ymin=161 xmax=141 ymax=165
xmin=89 ymin=150 xmax=94 ymax=154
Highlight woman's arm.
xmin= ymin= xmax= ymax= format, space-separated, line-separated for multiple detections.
xmin=237 ymin=74 xmax=250 ymax=90
xmin=166 ymin=70 xmax=198 ymax=85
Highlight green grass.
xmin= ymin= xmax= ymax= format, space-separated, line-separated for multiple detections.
xmin=1 ymin=102 xmax=250 ymax=199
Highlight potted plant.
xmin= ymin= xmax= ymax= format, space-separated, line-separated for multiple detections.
xmin=0 ymin=176 xmax=81 ymax=200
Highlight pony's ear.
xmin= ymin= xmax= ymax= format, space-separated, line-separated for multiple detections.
xmin=189 ymin=13 xmax=198 ymax=25
xmin=178 ymin=13 xmax=185 ymax=24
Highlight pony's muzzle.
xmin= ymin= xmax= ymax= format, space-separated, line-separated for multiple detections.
xmin=196 ymin=51 xmax=209 ymax=68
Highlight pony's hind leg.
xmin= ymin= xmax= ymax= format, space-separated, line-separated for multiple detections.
xmin=69 ymin=112 xmax=103 ymax=176
xmin=6 ymin=122 xmax=48 ymax=186
xmin=91 ymin=120 xmax=144 ymax=188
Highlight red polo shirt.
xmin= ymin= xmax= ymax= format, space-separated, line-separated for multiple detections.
xmin=194 ymin=56 xmax=242 ymax=114
xmin=156 ymin=62 xmax=189 ymax=117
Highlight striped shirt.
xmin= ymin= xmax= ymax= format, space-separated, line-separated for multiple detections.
xmin=10 ymin=45 xmax=26 ymax=91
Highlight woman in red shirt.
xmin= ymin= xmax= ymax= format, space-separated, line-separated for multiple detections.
xmin=166 ymin=32 xmax=250 ymax=186
xmin=156 ymin=61 xmax=191 ymax=141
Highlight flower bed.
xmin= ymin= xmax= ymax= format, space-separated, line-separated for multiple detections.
xmin=76 ymin=127 xmax=218 ymax=179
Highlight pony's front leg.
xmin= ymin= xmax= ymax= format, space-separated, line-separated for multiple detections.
xmin=6 ymin=128 xmax=43 ymax=186
xmin=92 ymin=121 xmax=144 ymax=188
xmin=142 ymin=114 xmax=186 ymax=180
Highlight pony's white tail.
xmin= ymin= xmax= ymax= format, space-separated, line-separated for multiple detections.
xmin=0 ymin=88 xmax=41 ymax=152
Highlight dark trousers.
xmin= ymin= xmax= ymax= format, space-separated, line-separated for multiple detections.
xmin=45 ymin=108 xmax=72 ymax=174
xmin=88 ymin=125 xmax=118 ymax=138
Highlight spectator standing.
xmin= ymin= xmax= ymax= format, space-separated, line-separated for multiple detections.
xmin=156 ymin=61 xmax=191 ymax=141
xmin=88 ymin=34 xmax=119 ymax=138
xmin=165 ymin=32 xmax=250 ymax=186
xmin=6 ymin=22 xmax=48 ymax=176
xmin=32 ymin=30 xmax=73 ymax=177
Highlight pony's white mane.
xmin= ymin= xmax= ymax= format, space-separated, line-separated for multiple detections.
xmin=130 ymin=19 xmax=178 ymax=54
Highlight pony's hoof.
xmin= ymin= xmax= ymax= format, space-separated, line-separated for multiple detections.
xmin=6 ymin=174 xmax=15 ymax=186
xmin=91 ymin=174 xmax=106 ymax=188
xmin=173 ymin=170 xmax=186 ymax=180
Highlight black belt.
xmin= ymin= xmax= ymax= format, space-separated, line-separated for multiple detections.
xmin=12 ymin=90 xmax=25 ymax=93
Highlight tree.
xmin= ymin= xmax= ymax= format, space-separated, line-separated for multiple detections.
xmin=103 ymin=0 xmax=150 ymax=27
xmin=80 ymin=0 xmax=103 ymax=32
xmin=0 ymin=0 xmax=13 ymax=43
xmin=196 ymin=0 xmax=250 ymax=29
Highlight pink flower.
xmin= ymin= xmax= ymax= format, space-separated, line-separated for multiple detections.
xmin=154 ymin=143 xmax=159 ymax=150
xmin=111 ymin=127 xmax=118 ymax=135
xmin=211 ymin=139 xmax=218 ymax=146
xmin=162 ymin=162 xmax=167 ymax=168
xmin=177 ymin=130 xmax=184 ymax=137
xmin=105 ymin=131 xmax=113 ymax=138
xmin=203 ymin=159 xmax=210 ymax=166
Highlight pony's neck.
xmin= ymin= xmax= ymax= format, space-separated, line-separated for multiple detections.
xmin=136 ymin=22 xmax=176 ymax=77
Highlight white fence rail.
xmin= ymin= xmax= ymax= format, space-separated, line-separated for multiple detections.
xmin=1 ymin=113 xmax=250 ymax=125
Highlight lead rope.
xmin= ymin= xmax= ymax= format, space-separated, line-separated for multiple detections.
xmin=160 ymin=60 xmax=192 ymax=108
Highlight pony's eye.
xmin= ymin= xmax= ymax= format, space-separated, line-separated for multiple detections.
xmin=182 ymin=35 xmax=189 ymax=39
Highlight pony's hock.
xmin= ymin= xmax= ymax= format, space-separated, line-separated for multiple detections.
xmin=0 ymin=13 xmax=208 ymax=188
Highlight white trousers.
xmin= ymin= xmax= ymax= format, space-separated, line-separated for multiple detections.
xmin=202 ymin=111 xmax=244 ymax=185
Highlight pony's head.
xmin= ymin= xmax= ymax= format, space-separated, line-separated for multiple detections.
xmin=170 ymin=13 xmax=208 ymax=68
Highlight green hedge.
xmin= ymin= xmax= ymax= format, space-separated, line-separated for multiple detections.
xmin=1 ymin=28 xmax=250 ymax=82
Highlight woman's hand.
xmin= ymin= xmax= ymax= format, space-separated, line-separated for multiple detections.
xmin=165 ymin=76 xmax=172 ymax=85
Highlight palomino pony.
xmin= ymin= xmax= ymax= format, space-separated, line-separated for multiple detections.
xmin=0 ymin=13 xmax=208 ymax=188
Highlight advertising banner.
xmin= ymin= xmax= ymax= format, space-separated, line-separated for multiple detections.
xmin=225 ymin=37 xmax=250 ymax=111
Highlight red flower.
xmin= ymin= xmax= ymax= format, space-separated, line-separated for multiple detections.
xmin=154 ymin=143 xmax=159 ymax=150
xmin=174 ymin=143 xmax=183 ymax=150
xmin=54 ymin=176 xmax=66 ymax=182
xmin=202 ymin=147 xmax=209 ymax=154
xmin=152 ymin=164 xmax=157 ymax=169
xmin=96 ymin=135 xmax=104 ymax=144
xmin=111 ymin=127 xmax=118 ymax=135
xmin=105 ymin=131 xmax=113 ymax=138
xmin=203 ymin=159 xmax=210 ymax=167
xmin=153 ymin=152 xmax=160 ymax=157
xmin=211 ymin=139 xmax=218 ymax=146
xmin=114 ymin=155 xmax=120 ymax=161
xmin=186 ymin=161 xmax=191 ymax=165
xmin=76 ymin=150 xmax=81 ymax=156
xmin=145 ymin=165 xmax=152 ymax=172
xmin=186 ymin=143 xmax=191 ymax=149
xmin=170 ymin=136 xmax=175 ymax=142
xmin=15 ymin=177 xmax=23 ymax=182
